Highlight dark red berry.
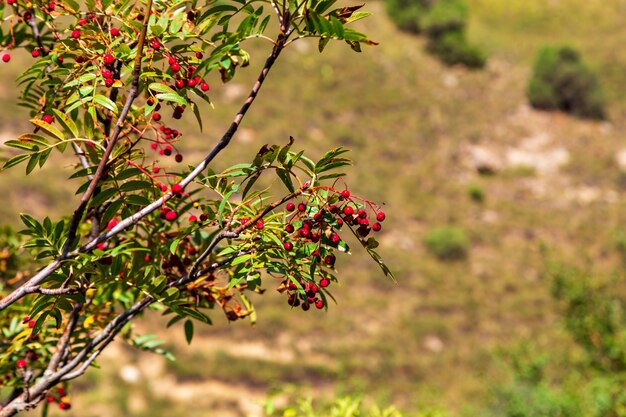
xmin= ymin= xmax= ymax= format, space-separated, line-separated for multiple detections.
xmin=196 ymin=52 xmax=203 ymax=59
xmin=147 ymin=97 xmax=155 ymax=106
xmin=284 ymin=241 xmax=293 ymax=251
xmin=376 ymin=211 xmax=386 ymax=222
xmin=199 ymin=213 xmax=208 ymax=222
xmin=324 ymin=254 xmax=336 ymax=266
xmin=297 ymin=203 xmax=306 ymax=212
xmin=171 ymin=183 xmax=184 ymax=194
xmin=59 ymin=402 xmax=71 ymax=410
xmin=285 ymin=224 xmax=295 ymax=233
xmin=104 ymin=77 xmax=114 ymax=87
xmin=152 ymin=113 xmax=161 ymax=121
xmin=175 ymin=154 xmax=183 ymax=163
xmin=286 ymin=202 xmax=296 ymax=212
xmin=372 ymin=222 xmax=382 ymax=232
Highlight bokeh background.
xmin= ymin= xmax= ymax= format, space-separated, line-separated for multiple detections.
xmin=3 ymin=0 xmax=626 ymax=415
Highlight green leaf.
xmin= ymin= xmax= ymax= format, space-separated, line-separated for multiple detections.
xmin=93 ymin=94 xmax=119 ymax=113
xmin=155 ymin=92 xmax=187 ymax=106
xmin=184 ymin=319 xmax=194 ymax=345
xmin=30 ymin=119 xmax=65 ymax=142
xmin=51 ymin=109 xmax=79 ymax=137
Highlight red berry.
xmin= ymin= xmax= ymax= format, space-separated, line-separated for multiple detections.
xmin=151 ymin=39 xmax=161 ymax=50
xmin=171 ymin=183 xmax=184 ymax=194
xmin=171 ymin=63 xmax=181 ymax=72
xmin=168 ymin=56 xmax=177 ymax=65
xmin=144 ymin=255 xmax=151 ymax=261
xmin=31 ymin=49 xmax=41 ymax=58
xmin=147 ymin=97 xmax=155 ymax=106
xmin=319 ymin=277 xmax=330 ymax=287
xmin=96 ymin=242 xmax=106 ymax=250
xmin=200 ymin=82 xmax=210 ymax=92
xmin=71 ymin=29 xmax=80 ymax=39
xmin=22 ymin=316 xmax=30 ymax=323
xmin=160 ymin=184 xmax=168 ymax=192
xmin=284 ymin=241 xmax=293 ymax=251
xmin=256 ymin=219 xmax=265 ymax=230
xmin=110 ymin=28 xmax=120 ymax=36
xmin=102 ymin=69 xmax=112 ymax=78
xmin=189 ymin=215 xmax=198 ymax=222
xmin=324 ymin=254 xmax=336 ymax=266
xmin=28 ymin=320 xmax=35 ymax=328
xmin=48 ymin=2 xmax=55 ymax=11
xmin=165 ymin=211 xmax=178 ymax=221
xmin=187 ymin=78 xmax=197 ymax=87
xmin=358 ymin=210 xmax=367 ymax=219
xmin=42 ymin=114 xmax=54 ymax=124
xmin=152 ymin=113 xmax=161 ymax=121
xmin=372 ymin=222 xmax=382 ymax=232
xmin=59 ymin=402 xmax=71 ymax=410
xmin=376 ymin=211 xmax=386 ymax=222
xmin=77 ymin=18 xmax=87 ymax=25
xmin=297 ymin=203 xmax=306 ymax=212
xmin=285 ymin=224 xmax=295 ymax=233
xmin=103 ymin=53 xmax=114 ymax=65
xmin=286 ymin=202 xmax=296 ymax=212
xmin=152 ymin=166 xmax=160 ymax=173
xmin=24 ymin=12 xmax=32 ymax=20
xmin=340 ymin=190 xmax=351 ymax=199
xmin=175 ymin=79 xmax=185 ymax=89
xmin=107 ymin=219 xmax=118 ymax=230
xmin=2 ymin=53 xmax=11 ymax=63
xmin=104 ymin=77 xmax=114 ymax=87
xmin=163 ymin=146 xmax=172 ymax=156
xmin=315 ymin=299 xmax=324 ymax=309
xmin=16 ymin=359 xmax=27 ymax=368
xmin=47 ymin=396 xmax=55 ymax=403
xmin=57 ymin=56 xmax=64 ymax=64
xmin=175 ymin=154 xmax=183 ymax=163
xmin=196 ymin=52 xmax=203 ymax=59
xmin=330 ymin=234 xmax=341 ymax=244
xmin=343 ymin=205 xmax=354 ymax=216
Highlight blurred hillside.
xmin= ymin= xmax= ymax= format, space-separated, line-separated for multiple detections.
xmin=4 ymin=0 xmax=626 ymax=416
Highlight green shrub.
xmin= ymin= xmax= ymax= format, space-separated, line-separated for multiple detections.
xmin=427 ymin=30 xmax=487 ymax=68
xmin=422 ymin=0 xmax=468 ymax=37
xmin=527 ymin=45 xmax=606 ymax=119
xmin=468 ymin=184 xmax=485 ymax=203
xmin=423 ymin=226 xmax=469 ymax=260
xmin=384 ymin=0 xmax=432 ymax=34
xmin=385 ymin=0 xmax=487 ymax=68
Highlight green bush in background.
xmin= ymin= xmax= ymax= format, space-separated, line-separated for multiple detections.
xmin=423 ymin=226 xmax=469 ymax=260
xmin=427 ymin=31 xmax=487 ymax=69
xmin=490 ymin=264 xmax=626 ymax=417
xmin=527 ymin=46 xmax=606 ymax=119
xmin=385 ymin=0 xmax=486 ymax=68
xmin=262 ymin=396 xmax=450 ymax=417
xmin=384 ymin=0 xmax=432 ymax=34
